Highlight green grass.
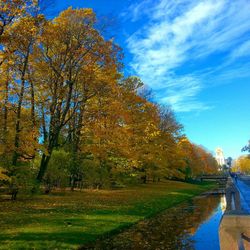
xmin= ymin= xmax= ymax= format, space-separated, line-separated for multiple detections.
xmin=0 ymin=181 xmax=216 ymax=249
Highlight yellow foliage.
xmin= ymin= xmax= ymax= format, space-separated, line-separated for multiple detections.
xmin=0 ymin=167 xmax=10 ymax=181
xmin=235 ymin=156 xmax=250 ymax=174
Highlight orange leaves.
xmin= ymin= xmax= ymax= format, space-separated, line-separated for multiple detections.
xmin=0 ymin=0 xmax=26 ymax=18
xmin=55 ymin=7 xmax=95 ymax=24
xmin=144 ymin=122 xmax=161 ymax=141
xmin=0 ymin=0 xmax=32 ymax=38
xmin=234 ymin=156 xmax=250 ymax=174
xmin=178 ymin=139 xmax=218 ymax=177
xmin=0 ymin=5 xmax=216 ymax=185
xmin=0 ymin=167 xmax=10 ymax=181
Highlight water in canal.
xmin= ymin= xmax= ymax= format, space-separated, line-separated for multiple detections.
xmin=90 ymin=194 xmax=226 ymax=250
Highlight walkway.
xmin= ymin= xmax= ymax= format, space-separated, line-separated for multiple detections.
xmin=219 ymin=175 xmax=250 ymax=250
xmin=235 ymin=176 xmax=250 ymax=213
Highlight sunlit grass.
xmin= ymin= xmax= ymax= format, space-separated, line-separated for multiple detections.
xmin=0 ymin=181 xmax=216 ymax=249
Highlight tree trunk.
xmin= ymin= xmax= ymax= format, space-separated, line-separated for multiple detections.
xmin=2 ymin=79 xmax=9 ymax=154
xmin=30 ymin=80 xmax=36 ymax=127
xmin=71 ymin=176 xmax=76 ymax=191
xmin=3 ymin=79 xmax=9 ymax=135
xmin=11 ymin=189 xmax=18 ymax=201
xmin=12 ymin=78 xmax=25 ymax=166
xmin=36 ymin=153 xmax=51 ymax=182
xmin=141 ymin=175 xmax=147 ymax=184
xmin=12 ymin=46 xmax=31 ymax=166
xmin=41 ymin=106 xmax=47 ymax=143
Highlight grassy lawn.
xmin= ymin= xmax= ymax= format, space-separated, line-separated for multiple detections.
xmin=0 ymin=181 xmax=216 ymax=249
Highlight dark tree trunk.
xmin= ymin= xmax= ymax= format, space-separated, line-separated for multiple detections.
xmin=36 ymin=153 xmax=51 ymax=182
xmin=141 ymin=175 xmax=147 ymax=184
xmin=11 ymin=189 xmax=18 ymax=201
xmin=12 ymin=45 xmax=31 ymax=166
xmin=12 ymin=78 xmax=25 ymax=166
xmin=71 ymin=176 xmax=76 ymax=191
xmin=3 ymin=79 xmax=9 ymax=135
xmin=30 ymin=81 xmax=36 ymax=127
xmin=41 ymin=106 xmax=47 ymax=143
xmin=2 ymin=78 xmax=9 ymax=155
xmin=36 ymin=81 xmax=74 ymax=181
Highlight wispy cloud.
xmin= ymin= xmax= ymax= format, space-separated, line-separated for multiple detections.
xmin=229 ymin=41 xmax=250 ymax=60
xmin=120 ymin=0 xmax=152 ymax=22
xmin=125 ymin=0 xmax=250 ymax=112
xmin=159 ymin=75 xmax=212 ymax=112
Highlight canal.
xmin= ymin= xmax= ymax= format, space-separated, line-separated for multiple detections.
xmin=89 ymin=194 xmax=226 ymax=250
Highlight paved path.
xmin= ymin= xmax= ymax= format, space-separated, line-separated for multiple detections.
xmin=234 ymin=176 xmax=250 ymax=213
xmin=219 ymin=176 xmax=250 ymax=250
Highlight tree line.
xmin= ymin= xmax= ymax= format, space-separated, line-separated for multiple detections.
xmin=0 ymin=1 xmax=218 ymax=198
xmin=232 ymin=141 xmax=250 ymax=174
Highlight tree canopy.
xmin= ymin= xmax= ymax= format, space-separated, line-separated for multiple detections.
xmin=0 ymin=4 xmax=219 ymax=196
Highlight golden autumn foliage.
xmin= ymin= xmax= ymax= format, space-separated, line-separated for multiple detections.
xmin=0 ymin=4 xmax=219 ymax=194
xmin=233 ymin=155 xmax=250 ymax=174
xmin=0 ymin=167 xmax=9 ymax=181
xmin=178 ymin=138 xmax=218 ymax=179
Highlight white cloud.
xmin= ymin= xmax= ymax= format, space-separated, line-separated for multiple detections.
xmin=229 ymin=41 xmax=250 ymax=60
xmin=125 ymin=0 xmax=250 ymax=112
xmin=120 ymin=0 xmax=152 ymax=22
xmin=157 ymin=75 xmax=212 ymax=112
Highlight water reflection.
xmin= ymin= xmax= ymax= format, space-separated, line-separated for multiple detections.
xmin=91 ymin=195 xmax=223 ymax=250
xmin=220 ymin=195 xmax=227 ymax=212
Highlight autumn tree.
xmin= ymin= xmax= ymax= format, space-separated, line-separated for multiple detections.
xmin=234 ymin=156 xmax=250 ymax=174
xmin=178 ymin=138 xmax=218 ymax=180
xmin=0 ymin=0 xmax=27 ymax=37
xmin=0 ymin=5 xmax=220 ymax=195
xmin=0 ymin=1 xmax=38 ymax=67
xmin=30 ymin=8 xmax=122 ymax=182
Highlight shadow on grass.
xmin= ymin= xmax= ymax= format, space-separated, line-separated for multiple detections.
xmin=0 ymin=231 xmax=96 ymax=243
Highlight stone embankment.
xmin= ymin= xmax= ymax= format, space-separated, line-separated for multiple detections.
xmin=219 ymin=176 xmax=250 ymax=250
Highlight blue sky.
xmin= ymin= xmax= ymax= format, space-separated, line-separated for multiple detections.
xmin=54 ymin=0 xmax=250 ymax=159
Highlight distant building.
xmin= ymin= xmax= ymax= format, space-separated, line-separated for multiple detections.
xmin=215 ymin=148 xmax=225 ymax=166
xmin=225 ymin=157 xmax=233 ymax=168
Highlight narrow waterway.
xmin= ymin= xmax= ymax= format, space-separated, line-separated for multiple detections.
xmin=89 ymin=194 xmax=225 ymax=250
